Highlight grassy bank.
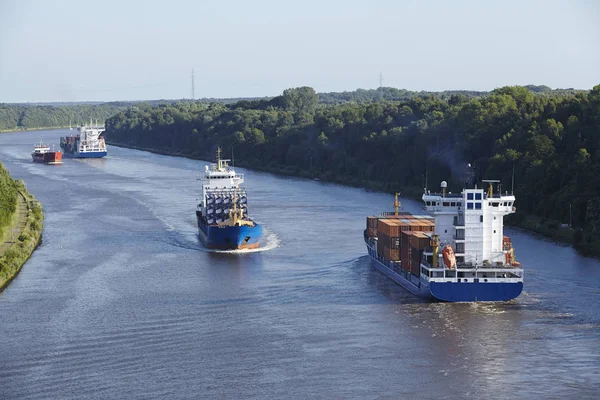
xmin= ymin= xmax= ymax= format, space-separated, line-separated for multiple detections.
xmin=0 ymin=180 xmax=44 ymax=292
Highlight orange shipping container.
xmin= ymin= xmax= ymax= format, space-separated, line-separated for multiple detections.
xmin=377 ymin=233 xmax=401 ymax=256
xmin=377 ymin=219 xmax=405 ymax=237
xmin=410 ymin=231 xmax=432 ymax=249
xmin=383 ymin=246 xmax=401 ymax=261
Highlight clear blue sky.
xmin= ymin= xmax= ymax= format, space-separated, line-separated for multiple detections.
xmin=0 ymin=0 xmax=598 ymax=102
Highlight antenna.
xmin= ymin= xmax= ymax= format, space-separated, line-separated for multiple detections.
xmin=191 ymin=68 xmax=195 ymax=100
xmin=231 ymin=147 xmax=234 ymax=167
xmin=511 ymin=163 xmax=515 ymax=195
xmin=379 ymin=72 xmax=383 ymax=88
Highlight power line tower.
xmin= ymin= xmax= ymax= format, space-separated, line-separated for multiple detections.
xmin=379 ymin=72 xmax=383 ymax=88
xmin=191 ymin=68 xmax=195 ymax=100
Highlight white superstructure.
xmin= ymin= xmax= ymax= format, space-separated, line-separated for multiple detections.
xmin=196 ymin=148 xmax=247 ymax=224
xmin=76 ymin=123 xmax=107 ymax=153
xmin=422 ymin=180 xmax=516 ymax=267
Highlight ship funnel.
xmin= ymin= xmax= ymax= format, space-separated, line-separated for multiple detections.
xmin=440 ymin=181 xmax=447 ymax=197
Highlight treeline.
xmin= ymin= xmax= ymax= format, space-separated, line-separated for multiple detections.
xmin=105 ymin=84 xmax=600 ymax=256
xmin=318 ymin=87 xmax=488 ymax=104
xmin=3 ymin=86 xmax=587 ymax=133
xmin=0 ymin=103 xmax=129 ymax=131
xmin=318 ymin=86 xmax=585 ymax=104
xmin=0 ymin=99 xmax=277 ymax=132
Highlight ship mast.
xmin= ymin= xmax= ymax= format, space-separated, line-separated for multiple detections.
xmin=393 ymin=192 xmax=401 ymax=216
xmin=217 ymin=147 xmax=223 ymax=171
xmin=229 ymin=191 xmax=243 ymax=225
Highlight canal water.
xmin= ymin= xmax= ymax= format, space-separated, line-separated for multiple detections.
xmin=1 ymin=129 xmax=599 ymax=399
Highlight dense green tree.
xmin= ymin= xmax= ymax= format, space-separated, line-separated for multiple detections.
xmin=4 ymin=84 xmax=593 ymax=255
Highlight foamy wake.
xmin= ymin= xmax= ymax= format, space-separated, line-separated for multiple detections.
xmin=199 ymin=228 xmax=281 ymax=254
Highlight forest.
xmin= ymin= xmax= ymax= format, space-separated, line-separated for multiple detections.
xmin=104 ymin=85 xmax=600 ymax=256
xmin=0 ymin=103 xmax=129 ymax=131
xmin=317 ymin=85 xmax=584 ymax=104
xmin=2 ymin=86 xmax=584 ymax=132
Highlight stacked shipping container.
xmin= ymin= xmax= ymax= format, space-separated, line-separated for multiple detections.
xmin=400 ymin=231 xmax=431 ymax=276
xmin=366 ymin=216 xmax=378 ymax=238
xmin=369 ymin=216 xmax=434 ymax=263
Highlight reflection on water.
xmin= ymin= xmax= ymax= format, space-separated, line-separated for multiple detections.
xmin=0 ymin=129 xmax=598 ymax=400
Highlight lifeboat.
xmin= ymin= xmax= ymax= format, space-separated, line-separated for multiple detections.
xmin=442 ymin=245 xmax=456 ymax=269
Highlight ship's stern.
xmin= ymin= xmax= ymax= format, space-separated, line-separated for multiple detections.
xmin=428 ymin=281 xmax=523 ymax=302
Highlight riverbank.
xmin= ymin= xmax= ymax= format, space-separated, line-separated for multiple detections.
xmin=107 ymin=140 xmax=600 ymax=257
xmin=0 ymin=180 xmax=44 ymax=292
xmin=105 ymin=140 xmax=423 ymax=196
xmin=0 ymin=126 xmax=70 ymax=133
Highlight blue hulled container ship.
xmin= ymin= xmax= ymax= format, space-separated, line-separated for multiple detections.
xmin=196 ymin=148 xmax=262 ymax=250
xmin=364 ymin=180 xmax=523 ymax=302
xmin=60 ymin=122 xmax=107 ymax=158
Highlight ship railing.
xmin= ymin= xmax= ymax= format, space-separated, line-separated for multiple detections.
xmin=380 ymin=211 xmax=413 ymax=217
xmin=484 ymin=193 xmax=509 ymax=199
xmin=420 ymin=263 xmax=523 ymax=280
xmin=423 ymin=193 xmax=463 ymax=198
xmin=421 ymin=260 xmax=522 ymax=272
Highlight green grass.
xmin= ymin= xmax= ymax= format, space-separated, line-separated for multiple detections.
xmin=0 ymin=182 xmax=44 ymax=291
xmin=0 ymin=198 xmax=19 ymax=244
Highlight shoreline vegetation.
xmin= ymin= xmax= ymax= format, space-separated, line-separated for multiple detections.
xmin=105 ymin=140 xmax=583 ymax=255
xmin=0 ymin=163 xmax=44 ymax=292
xmin=103 ymin=84 xmax=600 ymax=258
xmin=0 ymin=126 xmax=70 ymax=133
xmin=2 ymin=84 xmax=599 ymax=258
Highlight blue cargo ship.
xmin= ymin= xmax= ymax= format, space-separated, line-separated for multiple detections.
xmin=60 ymin=122 xmax=107 ymax=158
xmin=364 ymin=180 xmax=523 ymax=302
xmin=196 ymin=148 xmax=262 ymax=250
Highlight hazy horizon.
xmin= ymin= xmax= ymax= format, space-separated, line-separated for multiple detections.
xmin=1 ymin=0 xmax=598 ymax=103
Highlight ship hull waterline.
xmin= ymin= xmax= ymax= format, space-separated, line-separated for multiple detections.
xmin=366 ymin=243 xmax=523 ymax=302
xmin=31 ymin=153 xmax=63 ymax=165
xmin=197 ymin=216 xmax=262 ymax=250
xmin=62 ymin=151 xmax=107 ymax=159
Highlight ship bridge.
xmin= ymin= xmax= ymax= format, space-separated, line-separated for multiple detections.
xmin=198 ymin=148 xmax=245 ymax=210
xmin=422 ymin=180 xmax=516 ymax=266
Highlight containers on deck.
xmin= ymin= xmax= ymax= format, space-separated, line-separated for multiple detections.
xmin=368 ymin=216 xmax=434 ymax=265
xmin=400 ymin=231 xmax=431 ymax=275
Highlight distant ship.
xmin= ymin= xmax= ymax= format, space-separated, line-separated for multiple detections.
xmin=364 ymin=180 xmax=523 ymax=302
xmin=60 ymin=121 xmax=107 ymax=158
xmin=195 ymin=148 xmax=262 ymax=250
xmin=31 ymin=140 xmax=63 ymax=164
